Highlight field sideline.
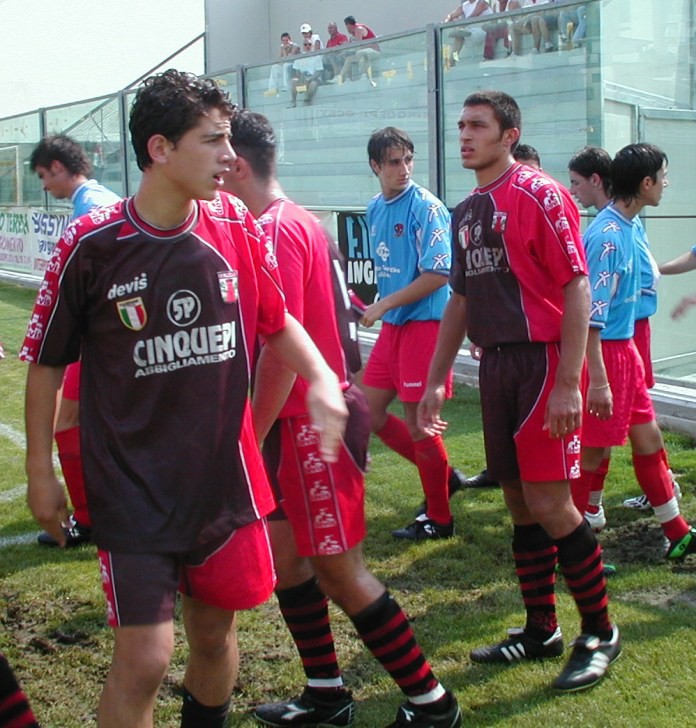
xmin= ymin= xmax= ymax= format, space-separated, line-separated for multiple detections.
xmin=1 ymin=281 xmax=695 ymax=727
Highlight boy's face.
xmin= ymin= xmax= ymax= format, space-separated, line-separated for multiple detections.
xmin=35 ymin=161 xmax=73 ymax=200
xmin=162 ymin=107 xmax=236 ymax=201
xmin=458 ymin=104 xmax=516 ymax=173
xmin=568 ymin=170 xmax=599 ymax=209
xmin=370 ymin=145 xmax=414 ymax=200
xmin=643 ymin=161 xmax=668 ymax=207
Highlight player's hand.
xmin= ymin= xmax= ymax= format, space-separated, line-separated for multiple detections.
xmin=306 ymin=374 xmax=349 ymax=463
xmin=26 ymin=471 xmax=69 ymax=547
xmin=544 ymin=382 xmax=582 ymax=439
xmin=418 ymin=385 xmax=449 ymax=436
xmin=586 ymin=382 xmax=613 ymax=420
xmin=360 ymin=301 xmax=388 ymax=328
xmin=469 ymin=343 xmax=483 ymax=361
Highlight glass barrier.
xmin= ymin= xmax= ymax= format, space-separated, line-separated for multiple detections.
xmin=244 ymin=30 xmax=431 ymax=209
xmin=208 ymin=71 xmax=240 ymax=106
xmin=44 ymin=95 xmax=126 ymax=202
xmin=440 ymin=0 xmax=601 ymax=208
xmin=0 ymin=112 xmax=43 ymax=206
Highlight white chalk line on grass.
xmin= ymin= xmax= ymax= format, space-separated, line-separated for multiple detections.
xmin=0 ymin=485 xmax=25 ymax=503
xmin=0 ymin=421 xmax=25 ymax=449
xmin=0 ymin=532 xmax=39 ymax=548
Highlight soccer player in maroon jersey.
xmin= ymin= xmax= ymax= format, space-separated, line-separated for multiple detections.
xmin=22 ymin=70 xmax=347 ymax=728
xmin=419 ymin=90 xmax=619 ymax=693
xmin=224 ymin=109 xmax=461 ymax=728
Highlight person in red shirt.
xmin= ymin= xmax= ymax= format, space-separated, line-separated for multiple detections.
xmin=337 ymin=15 xmax=380 ymax=85
xmin=224 ymin=108 xmax=461 ymax=728
xmin=324 ymin=20 xmax=349 ymax=79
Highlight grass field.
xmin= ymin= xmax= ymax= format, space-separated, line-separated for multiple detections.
xmin=1 ymin=280 xmax=695 ymax=727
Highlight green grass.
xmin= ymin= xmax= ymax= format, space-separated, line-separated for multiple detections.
xmin=1 ymin=280 xmax=696 ymax=727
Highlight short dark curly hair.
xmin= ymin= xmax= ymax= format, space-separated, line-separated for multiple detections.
xmin=229 ymin=110 xmax=276 ymax=181
xmin=129 ymin=69 xmax=236 ymax=171
xmin=29 ymin=135 xmax=91 ymax=176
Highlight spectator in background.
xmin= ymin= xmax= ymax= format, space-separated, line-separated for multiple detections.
xmin=300 ymin=22 xmax=323 ymax=51
xmin=324 ymin=20 xmax=349 ymax=79
xmin=559 ymin=4 xmax=587 ymax=47
xmin=338 ymin=15 xmax=380 ymax=86
xmin=28 ymin=134 xmax=120 ymax=548
xmin=482 ymin=0 xmax=513 ymax=60
xmin=268 ymin=32 xmax=301 ymax=92
xmin=289 ymin=38 xmax=325 ymax=107
xmin=444 ymin=0 xmax=493 ymax=63
xmin=510 ymin=0 xmax=557 ymax=54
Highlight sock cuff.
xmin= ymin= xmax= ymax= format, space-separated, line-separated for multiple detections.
xmin=276 ymin=577 xmax=324 ymax=608
xmin=512 ymin=523 xmax=554 ymax=552
xmin=349 ymin=589 xmax=392 ymax=630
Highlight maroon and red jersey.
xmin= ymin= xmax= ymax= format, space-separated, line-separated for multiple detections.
xmin=21 ymin=194 xmax=286 ymax=553
xmin=257 ymin=198 xmax=357 ymax=418
xmin=450 ymin=163 xmax=586 ymax=348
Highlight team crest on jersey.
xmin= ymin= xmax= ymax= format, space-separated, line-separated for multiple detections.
xmin=458 ymin=225 xmax=470 ymax=249
xmin=217 ymin=270 xmax=238 ymax=303
xmin=491 ymin=211 xmax=508 ymax=233
xmin=117 ymin=297 xmax=147 ymax=331
xmin=393 ymin=223 xmax=404 ymax=238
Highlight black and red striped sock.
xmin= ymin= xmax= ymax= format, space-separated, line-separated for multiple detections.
xmin=276 ymin=578 xmax=344 ymax=692
xmin=555 ymin=520 xmax=612 ymax=639
xmin=0 ymin=653 xmax=39 ymax=728
xmin=512 ymin=523 xmax=559 ymax=640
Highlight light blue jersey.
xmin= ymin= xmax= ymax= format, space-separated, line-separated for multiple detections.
xmin=71 ymin=179 xmax=120 ymax=220
xmin=366 ymin=181 xmax=451 ymax=325
xmin=584 ymin=204 xmax=639 ymax=340
xmin=634 ymin=216 xmax=660 ymax=321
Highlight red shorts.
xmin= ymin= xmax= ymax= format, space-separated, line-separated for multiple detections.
xmin=480 ymin=342 xmax=581 ymax=483
xmin=633 ymin=317 xmax=654 ymax=388
xmin=62 ymin=362 xmax=81 ymax=401
xmin=582 ymin=339 xmax=654 ymax=448
xmin=264 ymin=384 xmax=369 ymax=557
xmin=97 ymin=519 xmax=275 ymax=627
xmin=362 ymin=321 xmax=453 ymax=402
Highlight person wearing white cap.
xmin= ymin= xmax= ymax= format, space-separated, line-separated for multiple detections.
xmin=300 ymin=22 xmax=323 ymax=51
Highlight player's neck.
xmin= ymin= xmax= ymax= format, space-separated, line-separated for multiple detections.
xmin=612 ymin=197 xmax=645 ymax=220
xmin=133 ymin=178 xmax=195 ymax=230
xmin=475 ymin=157 xmax=515 ymax=188
xmin=251 ymin=180 xmax=286 ymax=218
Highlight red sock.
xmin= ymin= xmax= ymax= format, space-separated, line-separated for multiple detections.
xmin=55 ymin=426 xmax=91 ymax=527
xmin=570 ymin=468 xmax=600 ymax=516
xmin=585 ymin=457 xmax=609 ymax=515
xmin=414 ymin=436 xmax=450 ymax=523
xmin=376 ymin=414 xmax=416 ymax=464
xmin=633 ymin=450 xmax=688 ymax=541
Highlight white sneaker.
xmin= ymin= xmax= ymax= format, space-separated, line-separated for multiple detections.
xmin=585 ymin=506 xmax=606 ymax=532
xmin=623 ymin=473 xmax=682 ymax=511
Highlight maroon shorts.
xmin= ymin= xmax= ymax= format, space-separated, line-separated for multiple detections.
xmin=97 ymin=519 xmax=275 ymax=627
xmin=62 ymin=362 xmax=81 ymax=401
xmin=582 ymin=338 xmax=655 ymax=448
xmin=263 ymin=384 xmax=369 ymax=557
xmin=362 ymin=321 xmax=453 ymax=402
xmin=633 ymin=317 xmax=655 ymax=388
xmin=479 ymin=342 xmax=581 ymax=484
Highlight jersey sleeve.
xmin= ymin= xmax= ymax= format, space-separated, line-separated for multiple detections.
xmin=414 ymin=195 xmax=452 ymax=277
xmin=268 ymin=217 xmax=311 ymax=326
xmin=583 ymin=221 xmax=622 ymax=331
xmin=20 ymin=222 xmax=84 ymax=366
xmin=244 ymin=211 xmax=287 ymax=337
xmin=449 ymin=203 xmax=467 ymax=297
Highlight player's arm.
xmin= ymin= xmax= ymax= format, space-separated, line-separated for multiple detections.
xmin=418 ymin=292 xmax=468 ymax=435
xmin=544 ymin=274 xmax=589 ymax=438
xmin=659 ymin=248 xmax=696 ymax=275
xmin=585 ymin=327 xmax=612 ymax=419
xmin=672 ymin=293 xmax=696 ymax=320
xmin=263 ymin=314 xmax=347 ymax=462
xmin=252 ymin=348 xmax=297 ymax=444
xmin=25 ymin=363 xmax=69 ymax=546
xmin=361 ymin=272 xmax=447 ymax=327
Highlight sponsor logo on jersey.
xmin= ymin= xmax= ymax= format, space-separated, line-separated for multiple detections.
xmin=303 ymin=452 xmax=326 ymax=475
xmin=593 ymin=270 xmax=611 ymax=290
xmin=263 ymin=239 xmax=278 ymax=270
xmin=309 ymin=481 xmax=332 ymax=501
xmin=315 ymin=508 xmax=338 ymax=528
xmin=296 ymin=424 xmax=319 ymax=447
xmin=516 ymin=169 xmax=535 ymax=184
xmin=393 ymin=223 xmax=404 ymax=238
xmin=491 ymin=211 xmax=508 ymax=233
xmin=36 ymin=279 xmax=54 ymax=307
xmin=429 ymin=227 xmax=448 ymax=247
xmin=25 ymin=313 xmax=44 ymax=341
xmin=543 ymin=189 xmax=562 ymax=211
xmin=107 ymin=273 xmax=149 ymax=300
xmin=402 ymin=380 xmax=422 ymax=388
xmin=569 ymin=462 xmax=581 ymax=480
xmin=600 ymin=241 xmax=617 ymax=260
xmin=132 ymin=320 xmax=237 ymax=376
xmin=118 ymin=297 xmax=148 ymax=331
xmin=167 ymin=290 xmax=201 ymax=327
xmin=317 ymin=534 xmax=343 ymax=555
xmin=530 ymin=177 xmax=549 ymax=193
xmin=566 ymin=434 xmax=581 ymax=455
xmin=217 ymin=270 xmax=238 ymax=303
xmin=375 ymin=241 xmax=389 ymax=262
